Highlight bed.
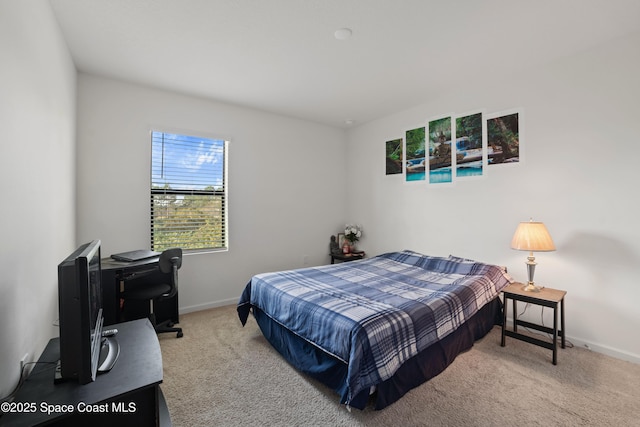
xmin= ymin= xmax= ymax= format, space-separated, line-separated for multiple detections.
xmin=237 ymin=250 xmax=513 ymax=410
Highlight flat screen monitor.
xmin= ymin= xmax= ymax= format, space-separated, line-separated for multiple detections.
xmin=57 ymin=239 xmax=105 ymax=384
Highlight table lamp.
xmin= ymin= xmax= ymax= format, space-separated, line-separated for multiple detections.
xmin=511 ymin=219 xmax=556 ymax=292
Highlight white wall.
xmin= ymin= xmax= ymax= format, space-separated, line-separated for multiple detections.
xmin=0 ymin=1 xmax=77 ymax=397
xmin=76 ymin=74 xmax=347 ymax=312
xmin=346 ymin=31 xmax=640 ymax=363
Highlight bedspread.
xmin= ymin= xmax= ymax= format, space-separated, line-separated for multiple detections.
xmin=238 ymin=250 xmax=513 ymax=406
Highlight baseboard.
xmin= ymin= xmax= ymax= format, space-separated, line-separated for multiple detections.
xmin=503 ymin=318 xmax=640 ymax=365
xmin=567 ymin=336 xmax=640 ymax=365
xmin=180 ymin=297 xmax=237 ymax=314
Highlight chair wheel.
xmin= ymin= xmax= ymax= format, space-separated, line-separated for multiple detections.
xmin=177 ymin=331 xmax=183 ymax=338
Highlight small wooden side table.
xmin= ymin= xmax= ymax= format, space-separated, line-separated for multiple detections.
xmin=330 ymin=251 xmax=365 ymax=264
xmin=501 ymin=283 xmax=566 ymax=365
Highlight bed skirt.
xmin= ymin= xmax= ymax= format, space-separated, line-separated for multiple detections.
xmin=251 ymin=297 xmax=503 ymax=410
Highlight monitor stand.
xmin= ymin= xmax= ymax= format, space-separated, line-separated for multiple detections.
xmin=53 ymin=337 xmax=120 ymax=384
xmin=98 ymin=336 xmax=120 ymax=373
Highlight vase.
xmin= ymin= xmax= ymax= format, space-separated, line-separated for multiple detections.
xmin=342 ymin=241 xmax=351 ymax=254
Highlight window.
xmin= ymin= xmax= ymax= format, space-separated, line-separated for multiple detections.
xmin=150 ymin=131 xmax=228 ymax=252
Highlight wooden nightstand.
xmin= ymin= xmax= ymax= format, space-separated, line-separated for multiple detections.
xmin=501 ymin=283 xmax=566 ymax=365
xmin=330 ymin=251 xmax=365 ymax=264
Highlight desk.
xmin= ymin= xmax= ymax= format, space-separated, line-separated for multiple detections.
xmin=1 ymin=319 xmax=170 ymax=426
xmin=101 ymin=257 xmax=178 ymax=327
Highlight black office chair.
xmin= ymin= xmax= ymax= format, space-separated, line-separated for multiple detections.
xmin=121 ymin=248 xmax=183 ymax=338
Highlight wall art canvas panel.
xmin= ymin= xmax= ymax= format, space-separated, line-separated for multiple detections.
xmin=454 ymin=111 xmax=486 ymax=179
xmin=404 ymin=126 xmax=426 ymax=182
xmin=487 ymin=109 xmax=521 ymax=166
xmin=428 ymin=115 xmax=453 ymax=184
xmin=385 ymin=137 xmax=403 ymax=175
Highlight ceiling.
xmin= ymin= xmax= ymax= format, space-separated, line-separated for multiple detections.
xmin=50 ymin=0 xmax=640 ymax=128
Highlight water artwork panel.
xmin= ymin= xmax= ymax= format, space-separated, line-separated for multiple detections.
xmin=405 ymin=126 xmax=426 ymax=182
xmin=428 ymin=116 xmax=453 ymax=184
xmin=455 ymin=111 xmax=485 ymax=179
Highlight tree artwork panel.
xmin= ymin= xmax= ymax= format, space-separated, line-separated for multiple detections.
xmin=405 ymin=127 xmax=426 ymax=182
xmin=487 ymin=112 xmax=520 ymax=165
xmin=428 ymin=116 xmax=453 ymax=184
xmin=385 ymin=138 xmax=403 ymax=175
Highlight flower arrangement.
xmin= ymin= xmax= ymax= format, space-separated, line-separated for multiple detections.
xmin=344 ymin=224 xmax=362 ymax=244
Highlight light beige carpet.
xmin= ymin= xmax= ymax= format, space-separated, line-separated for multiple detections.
xmin=159 ymin=305 xmax=640 ymax=426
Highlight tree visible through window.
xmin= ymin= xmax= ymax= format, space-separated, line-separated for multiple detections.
xmin=151 ymin=131 xmax=228 ymax=252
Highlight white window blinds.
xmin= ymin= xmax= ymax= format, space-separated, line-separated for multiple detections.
xmin=150 ymin=131 xmax=228 ymax=252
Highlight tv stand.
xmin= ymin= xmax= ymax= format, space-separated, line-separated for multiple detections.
xmin=2 ymin=319 xmax=170 ymax=426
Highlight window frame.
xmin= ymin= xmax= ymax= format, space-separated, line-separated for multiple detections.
xmin=149 ymin=130 xmax=229 ymax=253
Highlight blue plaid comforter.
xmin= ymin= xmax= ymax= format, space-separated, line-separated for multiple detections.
xmin=237 ymin=250 xmax=513 ymax=406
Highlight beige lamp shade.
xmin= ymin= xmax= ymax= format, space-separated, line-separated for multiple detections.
xmin=511 ymin=221 xmax=556 ymax=252
xmin=511 ymin=220 xmax=555 ymax=292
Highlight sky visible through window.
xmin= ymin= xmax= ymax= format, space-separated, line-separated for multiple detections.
xmin=151 ymin=131 xmax=224 ymax=190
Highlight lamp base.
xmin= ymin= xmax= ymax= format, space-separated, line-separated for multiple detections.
xmin=522 ymin=282 xmax=542 ymax=292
